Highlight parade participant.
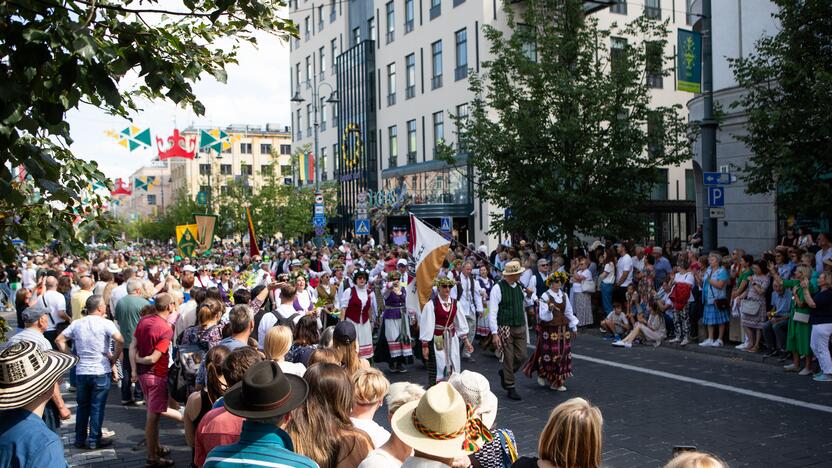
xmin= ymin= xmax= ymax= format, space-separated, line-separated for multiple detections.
xmin=340 ymin=269 xmax=377 ymax=360
xmin=523 ymin=271 xmax=578 ymax=392
xmin=215 ymin=268 xmax=234 ymax=307
xmin=375 ymin=270 xmax=413 ymax=373
xmin=488 ymin=260 xmax=533 ymax=400
xmin=331 ymin=261 xmax=350 ymax=309
xmin=526 ymin=258 xmax=551 ymax=327
xmin=475 ymin=265 xmax=495 ymax=345
xmin=316 ymin=271 xmax=339 ymax=328
xmin=196 ymin=265 xmax=216 ymax=289
xmin=451 ymin=261 xmax=483 ymax=361
xmin=292 ymin=271 xmax=317 ymax=316
xmin=420 ymin=276 xmax=473 ymax=385
xmin=396 ymin=258 xmax=410 ymax=284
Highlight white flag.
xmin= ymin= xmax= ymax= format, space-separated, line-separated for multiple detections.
xmin=406 ymin=214 xmax=450 ymax=317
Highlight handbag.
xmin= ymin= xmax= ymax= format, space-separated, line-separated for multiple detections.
xmin=580 ymin=278 xmax=596 ymax=293
xmin=739 ymin=299 xmax=760 ymax=317
xmin=792 ymin=311 xmax=811 ymax=323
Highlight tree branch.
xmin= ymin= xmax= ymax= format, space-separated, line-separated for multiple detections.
xmin=72 ymin=0 xmax=216 ymax=17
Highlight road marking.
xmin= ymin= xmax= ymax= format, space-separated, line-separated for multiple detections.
xmin=572 ymin=352 xmax=832 ymax=414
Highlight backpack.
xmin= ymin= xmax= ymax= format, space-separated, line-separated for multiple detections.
xmin=273 ymin=309 xmax=301 ymax=328
xmin=167 ymin=343 xmax=203 ymax=403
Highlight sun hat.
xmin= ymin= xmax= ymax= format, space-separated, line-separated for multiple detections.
xmin=392 ymin=382 xmax=469 ymax=458
xmin=502 ymin=260 xmax=525 ymax=276
xmin=0 ymin=341 xmax=78 ymax=410
xmin=333 ymin=320 xmax=357 ymax=344
xmin=447 ymin=371 xmax=498 ymax=429
xmin=223 ymin=360 xmax=308 ymax=419
xmin=107 ymin=263 xmax=122 ymax=273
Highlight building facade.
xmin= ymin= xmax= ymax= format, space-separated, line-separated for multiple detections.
xmin=290 ymin=0 xmax=699 ymax=248
xmin=115 ymin=164 xmax=172 ymax=221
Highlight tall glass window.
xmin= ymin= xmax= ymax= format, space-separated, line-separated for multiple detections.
xmin=431 ymin=40 xmax=443 ymax=89
xmin=454 ymin=28 xmax=467 ymax=81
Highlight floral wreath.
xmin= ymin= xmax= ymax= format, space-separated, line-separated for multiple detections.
xmin=290 ymin=270 xmax=308 ymax=283
xmin=330 ymin=260 xmax=344 ymax=271
xmin=545 ymin=271 xmax=569 ymax=287
xmin=341 ymin=123 xmax=362 ymax=170
xmin=352 ymin=268 xmax=370 ymax=282
xmin=434 ymin=276 xmax=457 ymax=288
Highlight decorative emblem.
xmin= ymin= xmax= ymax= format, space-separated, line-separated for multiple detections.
xmin=341 ymin=123 xmax=362 ymax=170
xmin=157 ymin=129 xmax=197 ymax=160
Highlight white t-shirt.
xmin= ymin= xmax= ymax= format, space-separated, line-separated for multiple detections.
xmin=351 ymin=417 xmax=390 ymax=449
xmin=21 ymin=268 xmax=37 ymax=289
xmin=257 ymin=304 xmax=302 ymax=348
xmin=61 ymin=315 xmax=120 ymax=375
xmin=277 ymin=360 xmax=306 ymax=378
xmin=359 ymin=448 xmax=404 ymax=468
xmin=38 ymin=290 xmax=67 ymax=331
xmin=601 ymin=262 xmax=615 ymax=284
xmin=616 ymin=254 xmax=634 ymax=287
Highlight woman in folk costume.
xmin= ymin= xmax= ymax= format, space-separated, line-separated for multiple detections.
xmin=316 ymin=271 xmax=339 ymax=329
xmin=522 ymin=271 xmax=578 ymax=392
xmin=420 ymin=276 xmax=474 ymax=386
xmin=476 ymin=265 xmax=496 ymax=346
xmin=374 ymin=270 xmax=414 ymax=373
xmin=292 ymin=271 xmax=318 ymax=316
xmin=215 ymin=267 xmax=235 ymax=307
xmin=339 ymin=269 xmax=378 ymax=360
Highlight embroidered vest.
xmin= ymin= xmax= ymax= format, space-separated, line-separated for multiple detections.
xmin=345 ymin=287 xmax=372 ymax=323
xmin=432 ymin=296 xmax=457 ymax=337
xmin=497 ymin=280 xmax=525 ymax=327
xmin=316 ymin=285 xmax=335 ymax=307
xmin=544 ymin=292 xmax=569 ymax=327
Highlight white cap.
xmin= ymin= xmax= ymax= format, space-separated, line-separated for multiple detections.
xmin=182 ymin=265 xmax=197 ymax=273
xmin=397 ymin=259 xmax=407 ymax=266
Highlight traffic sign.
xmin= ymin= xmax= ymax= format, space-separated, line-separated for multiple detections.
xmin=440 ymin=217 xmax=452 ymax=233
xmin=314 ymin=227 xmax=325 ymax=236
xmin=355 ymin=219 xmax=371 ymax=235
xmin=709 ymin=207 xmax=725 ymax=218
xmin=314 ymin=192 xmax=324 ymax=204
xmin=707 ymin=186 xmax=724 ymax=207
xmin=313 ymin=215 xmax=327 ymax=228
xmin=703 ymin=172 xmax=731 ymax=185
xmin=314 ymin=205 xmax=325 ymax=215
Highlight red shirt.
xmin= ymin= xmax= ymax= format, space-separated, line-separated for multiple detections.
xmin=194 ymin=407 xmax=243 ymax=467
xmin=134 ymin=314 xmax=172 ymax=377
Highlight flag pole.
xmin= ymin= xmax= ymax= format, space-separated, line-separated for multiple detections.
xmin=406 ymin=212 xmax=502 ymax=273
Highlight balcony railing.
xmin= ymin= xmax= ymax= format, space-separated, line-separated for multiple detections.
xmin=454 ymin=66 xmax=467 ymax=81
xmin=406 ymin=151 xmax=417 ymax=164
xmin=387 ymin=93 xmax=396 ymax=106
xmin=431 ymin=75 xmax=442 ymax=90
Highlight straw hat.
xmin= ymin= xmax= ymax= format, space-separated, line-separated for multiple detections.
xmin=0 ymin=341 xmax=77 ymax=410
xmin=392 ymin=382 xmax=468 ymax=458
xmin=448 ymin=371 xmax=498 ymax=429
xmin=502 ymin=260 xmax=525 ymax=276
xmin=107 ymin=263 xmax=122 ymax=273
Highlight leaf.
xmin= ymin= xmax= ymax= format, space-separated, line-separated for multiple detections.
xmin=212 ymin=68 xmax=228 ymax=83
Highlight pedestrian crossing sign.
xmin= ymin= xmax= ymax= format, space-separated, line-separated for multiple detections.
xmin=440 ymin=217 xmax=452 ymax=233
xmin=355 ymin=219 xmax=370 ymax=235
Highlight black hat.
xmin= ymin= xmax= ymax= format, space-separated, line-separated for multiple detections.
xmin=333 ymin=320 xmax=357 ymax=344
xmin=223 ymin=361 xmax=308 ymax=419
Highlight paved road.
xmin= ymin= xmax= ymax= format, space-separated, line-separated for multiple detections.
xmin=55 ymin=333 xmax=832 ymax=467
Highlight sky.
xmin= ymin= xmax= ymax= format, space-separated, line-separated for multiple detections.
xmin=66 ymin=30 xmax=292 ymax=182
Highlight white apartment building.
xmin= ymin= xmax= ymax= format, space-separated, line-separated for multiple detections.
xmin=290 ymin=0 xmax=699 ymax=247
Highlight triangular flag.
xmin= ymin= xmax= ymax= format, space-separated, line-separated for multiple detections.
xmin=133 ymin=128 xmax=151 ymax=147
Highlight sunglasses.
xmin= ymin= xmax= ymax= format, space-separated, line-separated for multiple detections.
xmin=439 ymin=285 xmax=452 ymax=289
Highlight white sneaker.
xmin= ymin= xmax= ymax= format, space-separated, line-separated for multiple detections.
xmin=735 ymin=342 xmax=749 ymax=350
xmin=668 ymin=337 xmax=680 ymax=343
xmin=798 ymin=367 xmax=813 ymax=376
xmin=612 ymin=341 xmax=626 ymax=347
xmin=699 ymin=339 xmax=714 ymax=347
xmin=537 ymin=377 xmax=547 ymax=387
xmin=553 ymin=385 xmax=567 ymax=392
xmin=713 ymin=339 xmax=724 ymax=347
xmin=680 ymin=338 xmax=690 ymax=346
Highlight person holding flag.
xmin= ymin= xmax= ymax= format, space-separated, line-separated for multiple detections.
xmin=419 ymin=276 xmax=473 ymax=386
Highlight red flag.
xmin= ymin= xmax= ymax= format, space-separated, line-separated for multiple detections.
xmin=246 ymin=207 xmax=260 ymax=257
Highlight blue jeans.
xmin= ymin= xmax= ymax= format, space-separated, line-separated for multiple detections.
xmin=75 ymin=374 xmax=111 ymax=447
xmin=600 ymin=282 xmax=614 ymax=314
xmin=121 ymin=349 xmax=144 ymax=402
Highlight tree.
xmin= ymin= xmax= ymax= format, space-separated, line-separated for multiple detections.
xmin=442 ymin=0 xmax=691 ymax=246
xmin=0 ymin=0 xmax=296 ymax=260
xmin=729 ymin=1 xmax=832 ymax=220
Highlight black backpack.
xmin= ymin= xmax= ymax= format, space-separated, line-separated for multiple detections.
xmin=167 ymin=342 xmax=203 ymax=403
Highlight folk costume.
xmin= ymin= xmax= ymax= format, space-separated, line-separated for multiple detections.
xmin=522 ymin=272 xmax=578 ymax=391
xmin=316 ymin=279 xmax=339 ymax=329
xmin=374 ymin=272 xmax=414 ymax=372
xmin=420 ymin=276 xmax=470 ymax=385
xmin=476 ymin=275 xmax=495 ymax=338
xmin=340 ymin=269 xmax=378 ymax=359
xmin=451 ymin=270 xmax=483 ymax=359
xmin=488 ymin=261 xmax=532 ymax=400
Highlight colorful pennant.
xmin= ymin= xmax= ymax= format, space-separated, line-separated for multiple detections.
xmin=198 ymin=129 xmax=239 ymax=154
xmin=134 ymin=176 xmax=157 ymax=191
xmin=105 ymin=126 xmax=152 ymax=151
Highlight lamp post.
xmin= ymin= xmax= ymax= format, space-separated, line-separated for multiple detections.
xmin=290 ymin=73 xmax=339 ymax=192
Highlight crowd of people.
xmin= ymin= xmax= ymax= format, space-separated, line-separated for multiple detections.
xmin=0 ymin=227 xmax=828 ymax=467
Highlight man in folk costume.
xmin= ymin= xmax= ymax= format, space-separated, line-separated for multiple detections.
xmin=527 ymin=258 xmax=551 ymax=327
xmin=488 ymin=260 xmax=534 ymax=400
xmin=420 ymin=276 xmax=473 ymax=386
xmin=451 ymin=261 xmax=483 ymax=361
xmin=374 ymin=271 xmax=413 ymax=373
xmin=339 ymin=269 xmax=377 ymax=360
xmin=522 ymin=271 xmax=578 ymax=392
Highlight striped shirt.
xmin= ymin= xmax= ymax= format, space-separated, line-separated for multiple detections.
xmin=203 ymin=420 xmax=318 ymax=468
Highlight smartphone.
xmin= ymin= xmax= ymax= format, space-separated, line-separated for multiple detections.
xmin=672 ymin=446 xmax=697 ymax=457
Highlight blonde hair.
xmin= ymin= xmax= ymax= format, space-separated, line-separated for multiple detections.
xmin=352 ymin=368 xmax=390 ymax=405
xmin=538 ymin=398 xmax=603 ymax=468
xmin=664 ymin=451 xmax=727 ymax=468
xmin=263 ymin=326 xmax=293 ymax=361
xmin=795 ymin=264 xmax=813 ymax=281
xmin=386 ymin=382 xmax=425 ymax=416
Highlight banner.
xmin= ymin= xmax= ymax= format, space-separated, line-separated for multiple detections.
xmin=405 ymin=214 xmax=451 ymax=317
xmin=194 ymin=213 xmax=217 ymax=252
xmin=134 ymin=176 xmax=157 ymax=191
xmin=176 ymin=224 xmax=200 ymax=258
xmin=246 ymin=207 xmax=260 ymax=257
xmin=105 ymin=126 xmax=151 ymax=151
xmin=677 ymin=28 xmax=702 ymax=93
xmin=298 ymin=152 xmax=315 ymax=184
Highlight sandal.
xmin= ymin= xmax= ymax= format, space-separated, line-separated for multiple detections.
xmin=157 ymin=446 xmax=171 ymax=457
xmin=146 ymin=457 xmax=175 ymax=467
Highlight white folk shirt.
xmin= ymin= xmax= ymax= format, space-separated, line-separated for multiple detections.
xmin=488 ymin=280 xmax=535 ymax=334
xmin=339 ymin=286 xmax=379 ymax=319
xmin=539 ymin=289 xmax=578 ymax=331
xmin=450 ymin=273 xmax=483 ymax=317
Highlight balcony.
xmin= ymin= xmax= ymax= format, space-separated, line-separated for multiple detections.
xmin=454 ymin=66 xmax=467 ymax=81
xmin=406 ymin=85 xmax=415 ymax=99
xmin=431 ymin=75 xmax=442 ymax=90
xmin=406 ymin=151 xmax=417 ymax=164
xmin=429 ymin=4 xmax=441 ymax=19
xmin=386 ymin=31 xmax=395 ymax=44
xmin=387 ymin=93 xmax=396 ymax=106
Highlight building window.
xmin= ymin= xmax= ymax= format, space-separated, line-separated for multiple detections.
xmin=240 ymin=143 xmax=252 ymax=154
xmin=320 ymin=147 xmax=328 ymax=181
xmin=405 ymin=53 xmax=416 ymax=99
xmin=685 ymin=169 xmax=695 ymax=200
xmin=431 ymin=40 xmax=443 ymax=90
xmin=280 ymin=144 xmax=291 ymax=155
xmin=611 ymin=37 xmax=627 ymax=74
xmin=650 ymin=168 xmax=669 ymax=200
xmin=317 ymin=5 xmax=324 ymax=31
xmin=388 ymin=125 xmax=398 ymax=167
xmin=456 ymin=103 xmax=469 ymax=150
xmin=305 ymin=56 xmax=312 ymax=86
xmin=430 ymin=0 xmax=440 ymax=20
xmin=261 ymin=164 xmax=273 ymax=175
xmin=352 ymin=27 xmax=361 ymax=46
xmin=296 ymin=110 xmax=303 ymax=140
xmin=368 ymin=17 xmax=376 ymax=43
xmin=387 ymin=62 xmax=397 ymax=106
xmin=295 ymin=63 xmax=301 ymax=93
xmin=454 ymin=28 xmax=467 ymax=81
xmin=241 ymin=164 xmax=253 ymax=176
xmin=199 ymin=164 xmax=211 ymax=175
xmin=260 ymin=143 xmax=272 ymax=154
xmin=147 ymin=194 xmax=157 ymax=205
xmin=220 ymin=185 xmax=230 ymax=196
xmin=404 ymin=0 xmax=414 ymax=33
xmin=281 ymin=164 xmax=293 ymax=177
xmin=319 ymin=46 xmax=326 ymax=79
xmin=304 ymin=16 xmax=311 ymax=40
xmin=646 ymin=41 xmax=663 ymax=89
xmin=198 ymin=185 xmax=210 ymax=198
xmin=331 ymin=144 xmax=337 ymax=177
xmin=432 ymin=111 xmax=444 ymax=155
xmin=332 ymin=102 xmax=339 ymax=126
xmin=331 ymin=39 xmax=338 ymax=71
xmin=330 ymin=0 xmax=336 ymax=22
xmin=306 ymin=104 xmax=312 ymax=137
xmin=647 ymin=111 xmax=665 ymax=158
xmin=610 ymin=0 xmax=626 ymax=14
xmin=645 ymin=0 xmax=661 ymax=19
xmin=686 ymin=0 xmax=695 ymax=25
xmin=321 ymin=97 xmax=328 ymax=130
xmin=407 ymin=119 xmax=417 ymax=164
xmin=518 ymin=24 xmax=537 ymax=62
xmin=220 ymin=164 xmax=232 ymax=175
xmin=386 ymin=2 xmax=395 ymax=44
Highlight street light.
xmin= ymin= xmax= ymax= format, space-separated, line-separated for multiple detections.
xmin=291 ymin=77 xmax=339 ymax=192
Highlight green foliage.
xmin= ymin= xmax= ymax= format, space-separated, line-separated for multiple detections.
xmin=0 ymin=0 xmax=296 ymax=260
xmin=441 ymin=0 xmax=691 ymax=245
xmin=729 ymin=1 xmax=832 ymax=219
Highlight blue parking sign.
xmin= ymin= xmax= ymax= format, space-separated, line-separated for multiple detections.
xmin=708 ymin=186 xmax=724 ymax=207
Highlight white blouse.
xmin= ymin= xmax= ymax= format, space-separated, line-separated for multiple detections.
xmin=539 ymin=289 xmax=578 ymax=331
xmin=419 ymin=298 xmax=469 ymax=342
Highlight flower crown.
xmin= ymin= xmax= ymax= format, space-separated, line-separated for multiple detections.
xmin=545 ymin=271 xmax=569 ymax=287
xmin=330 ymin=261 xmax=344 ymax=271
xmin=434 ymin=276 xmax=457 ymax=288
xmin=290 ymin=271 xmax=308 ymax=282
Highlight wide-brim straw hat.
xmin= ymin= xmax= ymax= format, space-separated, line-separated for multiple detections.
xmin=392 ymin=382 xmax=468 ymax=458
xmin=448 ymin=371 xmax=498 ymax=429
xmin=0 ymin=341 xmax=77 ymax=410
xmin=502 ymin=260 xmax=525 ymax=276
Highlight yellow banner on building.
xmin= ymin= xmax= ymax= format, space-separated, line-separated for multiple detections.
xmin=176 ymin=224 xmax=200 ymax=258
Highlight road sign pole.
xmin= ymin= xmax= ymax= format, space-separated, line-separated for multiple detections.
xmin=701 ymin=0 xmax=718 ymax=252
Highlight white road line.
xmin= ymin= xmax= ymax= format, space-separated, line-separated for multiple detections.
xmin=572 ymin=352 xmax=832 ymax=414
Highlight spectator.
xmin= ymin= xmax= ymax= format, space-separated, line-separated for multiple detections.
xmin=37 ymin=276 xmax=70 ymax=347
xmin=570 ymin=257 xmax=594 ymax=327
xmin=175 ymin=287 xmax=205 ymax=341
xmin=697 ymin=252 xmax=729 ymax=347
xmin=350 ymin=368 xmax=391 ymax=448
xmin=257 ymin=284 xmax=302 ymax=346
xmin=613 ymin=243 xmax=633 ymax=305
xmin=797 ymin=226 xmax=814 ymax=250
xmin=781 ymin=226 xmax=798 ymax=248
xmin=56 ymin=295 xmax=123 ymax=449
xmin=599 ymin=302 xmax=630 ymax=338
xmin=308 ymin=347 xmax=341 ymax=366
xmin=184 ymin=345 xmax=230 ymax=462
xmin=93 ymin=269 xmax=112 ymax=297
xmin=653 ymin=247 xmax=673 ymax=289
xmin=613 ymin=300 xmax=667 ymax=348
xmin=737 ymin=260 xmax=770 ymax=352
xmin=762 ymin=279 xmax=792 ymax=358
xmin=70 ymin=276 xmax=94 ymax=321
xmin=598 ymin=248 xmax=616 ymax=315
xmin=333 ymin=320 xmax=371 ymax=375
xmin=0 ymin=341 xmax=77 ymax=468
xmin=512 ymin=398 xmax=603 ymax=468
xmin=669 ymin=257 xmax=694 ymax=346
xmin=358 ymin=382 xmax=426 ymax=468
xmin=803 ymin=272 xmax=832 ymax=382
xmin=202 ymin=360 xmax=315 ymax=468
xmin=664 ymin=451 xmax=727 ymax=468
xmin=286 ymin=363 xmax=373 ymax=467
xmin=390 ymin=382 xmax=469 ymax=467
xmin=14 ymin=287 xmax=35 ymax=331
xmin=263 ymin=325 xmax=306 ymax=377
xmin=286 ymin=315 xmax=320 ymax=366
xmin=181 ymin=298 xmax=225 ymax=396
xmin=773 ymin=265 xmax=815 ymax=375
xmin=815 ymin=232 xmax=832 ymax=274
xmin=115 ymin=278 xmax=149 ymax=405
xmin=194 ymin=347 xmax=263 ymax=467
xmin=130 ymin=293 xmax=181 ymax=467
xmin=108 ymin=267 xmax=135 ymax=315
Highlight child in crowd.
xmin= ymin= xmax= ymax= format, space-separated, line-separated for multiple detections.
xmin=600 ymin=302 xmax=630 ymax=339
xmin=613 ymin=300 xmax=668 ymax=348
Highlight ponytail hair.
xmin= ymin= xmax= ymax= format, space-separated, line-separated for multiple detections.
xmin=204 ymin=345 xmax=231 ymax=403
